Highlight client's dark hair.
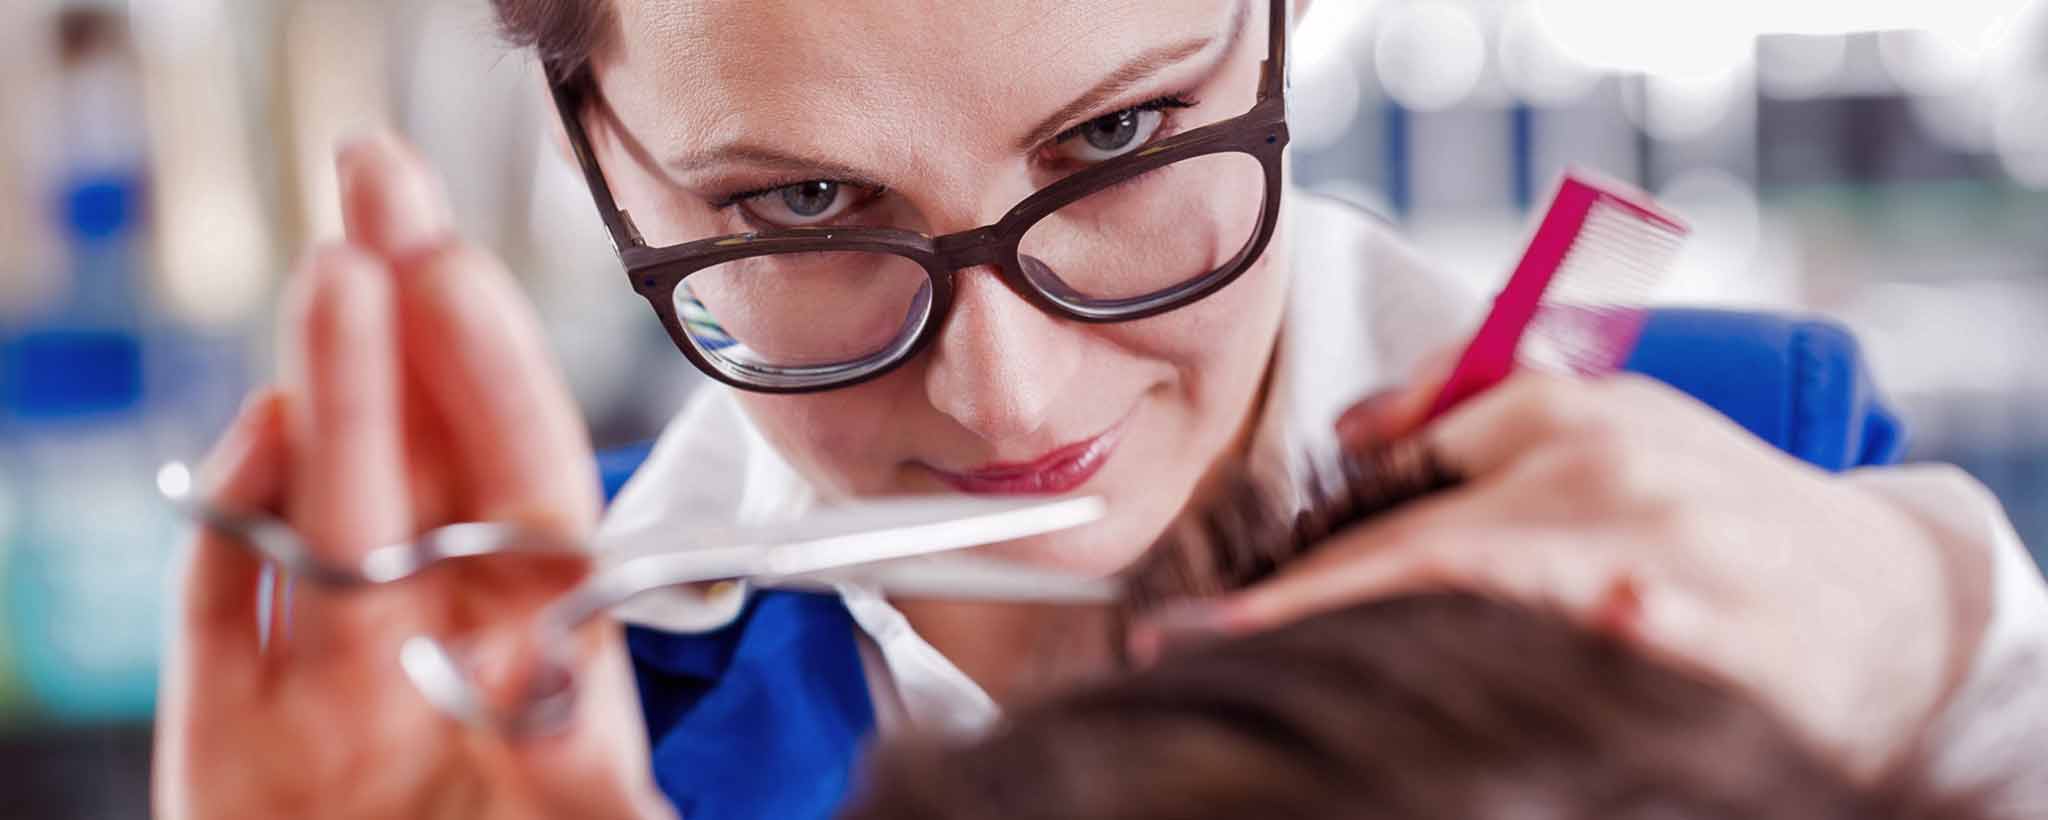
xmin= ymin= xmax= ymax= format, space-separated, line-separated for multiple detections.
xmin=841 ymin=592 xmax=1972 ymax=820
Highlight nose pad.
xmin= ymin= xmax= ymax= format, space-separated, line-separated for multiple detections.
xmin=924 ymin=264 xmax=1080 ymax=443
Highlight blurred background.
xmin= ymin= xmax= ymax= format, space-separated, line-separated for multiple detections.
xmin=0 ymin=0 xmax=2043 ymax=816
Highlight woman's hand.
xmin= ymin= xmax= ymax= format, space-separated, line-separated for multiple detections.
xmin=1183 ymin=372 xmax=1983 ymax=780
xmin=153 ymin=135 xmax=673 ymax=820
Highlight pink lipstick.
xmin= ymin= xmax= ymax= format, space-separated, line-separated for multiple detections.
xmin=926 ymin=425 xmax=1122 ymax=496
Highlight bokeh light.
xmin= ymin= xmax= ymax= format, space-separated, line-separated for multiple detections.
xmin=1756 ymin=35 xmax=1848 ymax=100
xmin=1373 ymin=0 xmax=1487 ymax=112
xmin=1993 ymin=79 xmax=2048 ymax=188
xmin=1497 ymin=1 xmax=1601 ymax=106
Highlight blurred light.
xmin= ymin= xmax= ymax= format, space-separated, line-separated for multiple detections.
xmin=283 ymin=1 xmax=390 ymax=243
xmin=133 ymin=0 xmax=275 ymax=328
xmin=1910 ymin=88 xmax=1996 ymax=153
xmin=1993 ymin=79 xmax=2048 ymax=188
xmin=1294 ymin=0 xmax=1378 ymax=81
xmin=1531 ymin=0 xmax=1753 ymax=80
xmin=156 ymin=182 xmax=270 ymax=326
xmin=1756 ymin=34 xmax=1848 ymax=99
xmin=1530 ymin=0 xmax=2030 ymax=81
xmin=1289 ymin=0 xmax=1371 ymax=150
xmin=1655 ymin=169 xmax=1769 ymax=303
xmin=1374 ymin=0 xmax=1486 ymax=112
xmin=1752 ymin=2 xmax=2018 ymax=36
xmin=1878 ymin=28 xmax=1986 ymax=95
xmin=1497 ymin=2 xmax=1600 ymax=106
xmin=1291 ymin=56 xmax=1363 ymax=151
xmin=155 ymin=462 xmax=191 ymax=501
xmin=1623 ymin=72 xmax=1746 ymax=142
xmin=1843 ymin=280 xmax=2044 ymax=395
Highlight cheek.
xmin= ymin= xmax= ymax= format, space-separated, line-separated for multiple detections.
xmin=735 ymin=382 xmax=909 ymax=494
xmin=1110 ymin=243 xmax=1292 ymax=396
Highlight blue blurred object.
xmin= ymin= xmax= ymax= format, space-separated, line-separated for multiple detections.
xmin=0 ymin=331 xmax=171 ymax=721
xmin=1625 ymin=308 xmax=1905 ymax=471
xmin=0 ymin=155 xmax=173 ymax=724
xmin=60 ymin=173 xmax=140 ymax=244
xmin=1 ymin=331 xmax=143 ymax=420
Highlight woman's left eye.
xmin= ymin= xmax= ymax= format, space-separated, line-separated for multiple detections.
xmin=1053 ymin=107 xmax=1167 ymax=163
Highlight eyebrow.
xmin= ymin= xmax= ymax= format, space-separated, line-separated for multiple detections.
xmin=654 ymin=0 xmax=1251 ymax=185
xmin=1013 ymin=0 xmax=1251 ymax=153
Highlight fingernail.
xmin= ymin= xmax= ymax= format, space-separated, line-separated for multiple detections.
xmin=1335 ymin=389 xmax=1403 ymax=445
xmin=1128 ymin=601 xmax=1233 ymax=663
xmin=335 ymin=129 xmax=451 ymax=257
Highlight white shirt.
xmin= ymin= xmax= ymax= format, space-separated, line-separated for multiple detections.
xmin=596 ymin=193 xmax=2048 ymax=797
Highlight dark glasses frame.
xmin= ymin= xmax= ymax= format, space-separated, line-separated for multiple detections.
xmin=546 ymin=0 xmax=1292 ymax=393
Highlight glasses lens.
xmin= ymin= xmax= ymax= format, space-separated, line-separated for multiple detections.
xmin=673 ymin=251 xmax=932 ymax=385
xmin=1018 ymin=151 xmax=1267 ymax=314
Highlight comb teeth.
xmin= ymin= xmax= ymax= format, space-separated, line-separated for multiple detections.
xmin=1520 ymin=197 xmax=1686 ymax=376
xmin=1427 ymin=171 xmax=1691 ymax=419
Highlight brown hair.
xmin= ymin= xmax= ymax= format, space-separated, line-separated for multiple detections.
xmin=842 ymin=592 xmax=1976 ymax=820
xmin=490 ymin=0 xmax=614 ymax=76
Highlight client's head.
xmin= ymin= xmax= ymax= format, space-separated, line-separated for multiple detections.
xmin=842 ymin=592 xmax=1966 ymax=820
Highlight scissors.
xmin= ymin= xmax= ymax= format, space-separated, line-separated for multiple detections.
xmin=156 ymin=462 xmax=1116 ymax=733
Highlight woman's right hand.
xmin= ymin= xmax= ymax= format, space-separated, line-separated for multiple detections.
xmin=153 ymin=134 xmax=674 ymax=820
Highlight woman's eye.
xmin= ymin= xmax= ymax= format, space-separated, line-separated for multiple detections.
xmin=738 ymin=180 xmax=860 ymax=227
xmin=1054 ymin=107 xmax=1165 ymax=163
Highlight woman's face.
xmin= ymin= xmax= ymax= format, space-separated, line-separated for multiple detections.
xmin=587 ymin=0 xmax=1294 ymax=574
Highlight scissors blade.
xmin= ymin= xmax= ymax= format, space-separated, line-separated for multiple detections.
xmin=762 ymin=554 xmax=1121 ymax=604
xmin=753 ymin=494 xmax=1107 ymax=577
xmin=560 ymin=495 xmax=1108 ymax=628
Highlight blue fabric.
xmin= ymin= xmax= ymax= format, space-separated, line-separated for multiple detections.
xmin=626 ymin=593 xmax=874 ymax=820
xmin=596 ymin=308 xmax=1905 ymax=820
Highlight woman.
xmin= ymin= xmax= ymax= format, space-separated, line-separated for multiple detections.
xmin=155 ymin=1 xmax=2048 ymax=819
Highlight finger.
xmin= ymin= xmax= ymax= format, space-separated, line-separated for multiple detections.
xmin=156 ymin=388 xmax=292 ymax=814
xmin=1212 ymin=522 xmax=1474 ymax=636
xmin=1334 ymin=344 xmax=1461 ymax=447
xmin=177 ymin=388 xmax=291 ymax=657
xmin=281 ymin=243 xmax=416 ymax=642
xmin=511 ymin=627 xmax=677 ymax=820
xmin=337 ymin=131 xmax=455 ymax=261
xmin=396 ymin=240 xmax=600 ymax=539
xmin=1420 ymin=371 xmax=1598 ymax=478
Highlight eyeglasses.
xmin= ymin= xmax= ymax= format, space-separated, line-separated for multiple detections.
xmin=546 ymin=0 xmax=1291 ymax=394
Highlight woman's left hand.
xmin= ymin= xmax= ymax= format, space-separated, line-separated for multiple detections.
xmin=1174 ymin=372 xmax=1984 ymax=779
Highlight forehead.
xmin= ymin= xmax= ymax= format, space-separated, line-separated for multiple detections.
xmin=599 ymin=0 xmax=1239 ymax=159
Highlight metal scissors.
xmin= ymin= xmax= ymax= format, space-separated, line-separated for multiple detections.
xmin=156 ymin=462 xmax=1116 ymax=733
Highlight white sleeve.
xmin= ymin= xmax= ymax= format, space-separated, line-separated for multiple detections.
xmin=1847 ymin=464 xmax=2048 ymax=815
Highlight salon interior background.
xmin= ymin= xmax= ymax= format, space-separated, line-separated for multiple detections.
xmin=1 ymin=0 xmax=2045 ymax=816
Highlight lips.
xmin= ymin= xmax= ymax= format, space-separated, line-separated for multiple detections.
xmin=926 ymin=424 xmax=1123 ymax=496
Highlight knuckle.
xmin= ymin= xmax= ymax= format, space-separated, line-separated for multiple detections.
xmin=292 ymin=246 xmax=392 ymax=361
xmin=1505 ymin=373 xmax=1600 ymax=442
xmin=1547 ymin=430 xmax=1653 ymax=510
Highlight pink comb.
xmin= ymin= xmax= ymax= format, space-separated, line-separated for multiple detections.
xmin=1425 ymin=171 xmax=1689 ymax=419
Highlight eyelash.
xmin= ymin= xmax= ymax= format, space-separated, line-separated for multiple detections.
xmin=706 ymin=93 xmax=1203 ymax=212
xmin=709 ymin=182 xmax=887 ymax=212
xmin=1051 ymin=94 xmax=1200 ymax=145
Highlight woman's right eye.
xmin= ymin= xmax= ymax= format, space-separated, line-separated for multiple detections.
xmin=730 ymin=180 xmax=879 ymax=228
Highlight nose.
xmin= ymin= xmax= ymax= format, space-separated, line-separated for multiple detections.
xmin=923 ymin=265 xmax=1081 ymax=443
